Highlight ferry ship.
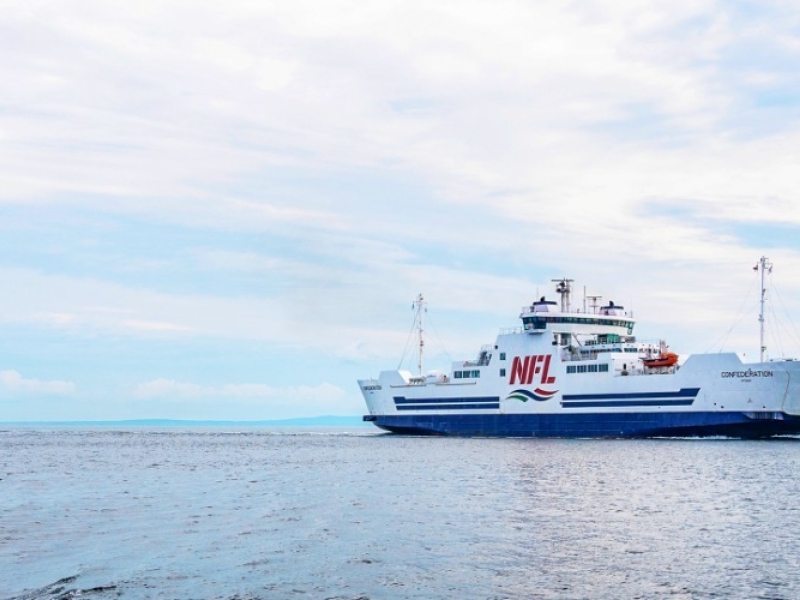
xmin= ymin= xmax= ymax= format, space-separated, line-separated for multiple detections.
xmin=358 ymin=258 xmax=800 ymax=437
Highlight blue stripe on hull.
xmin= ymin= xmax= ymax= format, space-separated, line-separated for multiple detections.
xmin=562 ymin=399 xmax=695 ymax=408
xmin=396 ymin=403 xmax=499 ymax=411
xmin=562 ymin=387 xmax=700 ymax=401
xmin=366 ymin=412 xmax=800 ymax=438
xmin=393 ymin=396 xmax=501 ymax=412
xmin=394 ymin=396 xmax=500 ymax=404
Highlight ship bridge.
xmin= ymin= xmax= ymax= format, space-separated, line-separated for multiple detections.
xmin=519 ymin=279 xmax=635 ymax=338
xmin=520 ymin=309 xmax=635 ymax=336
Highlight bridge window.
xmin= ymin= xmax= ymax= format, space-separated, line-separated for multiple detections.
xmin=567 ymin=363 xmax=607 ymax=374
xmin=525 ymin=316 xmax=633 ymax=329
xmin=522 ymin=317 xmax=547 ymax=330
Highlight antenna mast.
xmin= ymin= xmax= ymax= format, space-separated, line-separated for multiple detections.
xmin=587 ymin=295 xmax=603 ymax=314
xmin=757 ymin=256 xmax=772 ymax=362
xmin=414 ymin=293 xmax=425 ymax=375
xmin=552 ymin=278 xmax=574 ymax=312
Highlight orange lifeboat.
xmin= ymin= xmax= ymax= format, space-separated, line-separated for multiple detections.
xmin=643 ymin=351 xmax=679 ymax=368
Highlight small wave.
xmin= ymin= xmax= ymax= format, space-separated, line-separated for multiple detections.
xmin=5 ymin=575 xmax=116 ymax=600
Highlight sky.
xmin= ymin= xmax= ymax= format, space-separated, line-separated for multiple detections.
xmin=2 ymin=0 xmax=800 ymax=421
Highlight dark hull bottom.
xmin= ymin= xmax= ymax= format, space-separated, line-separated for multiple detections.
xmin=365 ymin=411 xmax=800 ymax=438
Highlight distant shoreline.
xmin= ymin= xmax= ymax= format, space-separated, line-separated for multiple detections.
xmin=0 ymin=416 xmax=370 ymax=427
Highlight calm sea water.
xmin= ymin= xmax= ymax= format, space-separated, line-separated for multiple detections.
xmin=2 ymin=428 xmax=800 ymax=599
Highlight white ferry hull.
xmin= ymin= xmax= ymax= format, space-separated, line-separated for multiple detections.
xmin=361 ymin=359 xmax=800 ymax=437
xmin=359 ymin=273 xmax=800 ymax=438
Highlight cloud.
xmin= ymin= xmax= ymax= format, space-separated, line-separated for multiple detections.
xmin=4 ymin=1 xmax=800 ymax=252
xmin=3 ymin=0 xmax=800 ymax=422
xmin=0 ymin=370 xmax=76 ymax=395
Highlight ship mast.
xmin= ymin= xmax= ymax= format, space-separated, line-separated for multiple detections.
xmin=756 ymin=256 xmax=772 ymax=362
xmin=552 ymin=278 xmax=574 ymax=312
xmin=413 ymin=293 xmax=425 ymax=375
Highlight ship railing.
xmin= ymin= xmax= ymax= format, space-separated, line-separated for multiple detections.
xmin=463 ymin=345 xmax=493 ymax=367
xmin=498 ymin=327 xmax=523 ymax=335
xmin=462 ymin=359 xmax=490 ymax=367
xmin=562 ymin=353 xmax=598 ymax=362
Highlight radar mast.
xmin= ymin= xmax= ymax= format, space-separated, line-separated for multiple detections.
xmin=552 ymin=278 xmax=574 ymax=312
xmin=413 ymin=293 xmax=426 ymax=375
xmin=756 ymin=257 xmax=772 ymax=362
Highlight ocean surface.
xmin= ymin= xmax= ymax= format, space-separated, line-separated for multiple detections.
xmin=3 ymin=428 xmax=800 ymax=599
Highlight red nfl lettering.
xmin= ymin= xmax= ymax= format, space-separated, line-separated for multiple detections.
xmin=509 ymin=354 xmax=557 ymax=385
xmin=510 ymin=355 xmax=532 ymax=385
xmin=541 ymin=354 xmax=555 ymax=384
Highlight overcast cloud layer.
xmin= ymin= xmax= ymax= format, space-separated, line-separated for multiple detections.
xmin=2 ymin=0 xmax=800 ymax=420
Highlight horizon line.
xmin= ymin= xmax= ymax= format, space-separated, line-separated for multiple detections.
xmin=0 ymin=415 xmax=369 ymax=426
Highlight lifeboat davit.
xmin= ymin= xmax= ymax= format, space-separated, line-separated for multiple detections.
xmin=643 ymin=352 xmax=679 ymax=368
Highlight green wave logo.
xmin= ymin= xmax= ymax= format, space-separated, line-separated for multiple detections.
xmin=505 ymin=388 xmax=558 ymax=402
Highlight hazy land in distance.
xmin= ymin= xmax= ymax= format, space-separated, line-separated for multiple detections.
xmin=0 ymin=416 xmax=369 ymax=427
